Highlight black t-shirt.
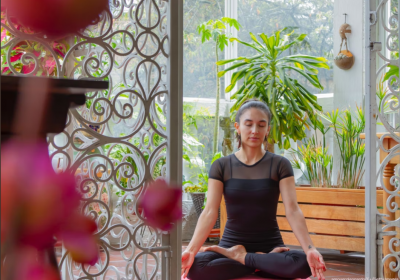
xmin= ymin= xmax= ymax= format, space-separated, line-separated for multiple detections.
xmin=209 ymin=151 xmax=293 ymax=235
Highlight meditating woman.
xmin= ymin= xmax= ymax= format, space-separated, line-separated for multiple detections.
xmin=181 ymin=100 xmax=326 ymax=280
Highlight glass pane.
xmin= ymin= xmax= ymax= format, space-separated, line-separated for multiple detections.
xmin=238 ymin=0 xmax=334 ymax=94
xmin=183 ymin=0 xmax=225 ymax=98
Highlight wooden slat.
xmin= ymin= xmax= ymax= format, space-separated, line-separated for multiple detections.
xmin=277 ymin=217 xmax=365 ymax=237
xmin=278 ymin=203 xmax=400 ymax=222
xmin=281 ymin=232 xmax=365 ymax=252
xmin=279 ymin=188 xmax=384 ymax=207
xmin=220 ymin=195 xmax=227 ymax=237
xmin=277 ymin=203 xmax=365 ymax=221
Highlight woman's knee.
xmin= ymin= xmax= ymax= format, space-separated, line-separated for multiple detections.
xmin=186 ymin=252 xmax=218 ymax=280
xmin=290 ymin=251 xmax=312 ymax=278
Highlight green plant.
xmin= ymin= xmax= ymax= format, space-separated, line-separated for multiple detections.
xmin=290 ymin=115 xmax=332 ymax=188
xmin=320 ymin=106 xmax=365 ymax=189
xmin=183 ymin=185 xmax=206 ymax=193
xmin=291 ymin=138 xmax=333 ymax=188
xmin=183 ymin=152 xmax=223 ymax=209
xmin=197 ymin=17 xmax=240 ymax=155
xmin=217 ymin=28 xmax=329 ymax=152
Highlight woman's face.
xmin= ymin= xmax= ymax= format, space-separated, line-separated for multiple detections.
xmin=235 ymin=108 xmax=271 ymax=148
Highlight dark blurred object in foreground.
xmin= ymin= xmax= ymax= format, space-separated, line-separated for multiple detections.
xmin=1 ymin=75 xmax=107 ymax=143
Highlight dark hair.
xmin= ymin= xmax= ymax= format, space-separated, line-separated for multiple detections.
xmin=234 ymin=99 xmax=272 ymax=149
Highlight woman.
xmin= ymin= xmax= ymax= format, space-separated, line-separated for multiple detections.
xmin=181 ymin=100 xmax=326 ymax=280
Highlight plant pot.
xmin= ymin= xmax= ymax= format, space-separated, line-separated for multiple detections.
xmin=189 ymin=192 xmax=220 ymax=229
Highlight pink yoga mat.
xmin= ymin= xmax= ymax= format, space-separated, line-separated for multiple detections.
xmin=182 ymin=276 xmax=311 ymax=280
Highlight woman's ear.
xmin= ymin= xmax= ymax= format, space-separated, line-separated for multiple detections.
xmin=234 ymin=122 xmax=240 ymax=133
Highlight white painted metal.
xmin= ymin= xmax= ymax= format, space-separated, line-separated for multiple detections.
xmin=365 ymin=1 xmax=379 ymax=276
xmin=224 ymin=0 xmax=238 ymax=101
xmin=365 ymin=0 xmax=399 ymax=278
xmin=167 ymin=0 xmax=183 ymax=279
xmin=1 ymin=0 xmax=182 ymax=278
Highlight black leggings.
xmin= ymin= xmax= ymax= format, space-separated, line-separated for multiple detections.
xmin=187 ymin=250 xmax=312 ymax=280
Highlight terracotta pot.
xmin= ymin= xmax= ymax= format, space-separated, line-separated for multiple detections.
xmin=334 ymin=50 xmax=355 ymax=70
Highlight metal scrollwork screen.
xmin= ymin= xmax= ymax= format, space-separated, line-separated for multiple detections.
xmin=367 ymin=0 xmax=399 ymax=278
xmin=1 ymin=0 xmax=176 ymax=279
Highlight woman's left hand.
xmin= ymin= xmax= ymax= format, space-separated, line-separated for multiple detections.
xmin=306 ymin=249 xmax=326 ymax=280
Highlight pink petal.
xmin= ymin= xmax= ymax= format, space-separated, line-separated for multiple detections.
xmin=5 ymin=246 xmax=60 ymax=280
xmin=45 ymin=59 xmax=56 ymax=74
xmin=2 ymin=0 xmax=109 ymax=38
xmin=138 ymin=179 xmax=182 ymax=231
xmin=1 ymin=140 xmax=81 ymax=249
xmin=59 ymin=214 xmax=98 ymax=265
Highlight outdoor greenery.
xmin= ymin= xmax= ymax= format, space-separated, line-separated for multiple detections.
xmin=197 ymin=17 xmax=240 ymax=155
xmin=218 ymin=28 xmax=329 ymax=150
xmin=183 ymin=0 xmax=334 ymax=98
xmin=237 ymin=0 xmax=334 ymax=94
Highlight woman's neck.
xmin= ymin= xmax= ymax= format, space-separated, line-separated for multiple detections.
xmin=235 ymin=145 xmax=266 ymax=165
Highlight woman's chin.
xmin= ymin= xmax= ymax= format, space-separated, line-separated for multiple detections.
xmin=243 ymin=141 xmax=261 ymax=148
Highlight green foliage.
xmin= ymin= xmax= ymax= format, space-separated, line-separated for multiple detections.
xmin=197 ymin=17 xmax=241 ymax=51
xmin=290 ymin=114 xmax=332 ymax=188
xmin=197 ymin=17 xmax=240 ymax=155
xmin=291 ymin=139 xmax=333 ymax=188
xmin=319 ymin=106 xmax=365 ymax=189
xmin=236 ymin=0 xmax=334 ymax=94
xmin=218 ymin=28 xmax=329 ymax=149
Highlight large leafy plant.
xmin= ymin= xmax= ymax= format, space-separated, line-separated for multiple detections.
xmin=218 ymin=28 xmax=329 ymax=151
xmin=197 ymin=17 xmax=240 ymax=155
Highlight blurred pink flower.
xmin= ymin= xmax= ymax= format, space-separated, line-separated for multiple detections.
xmin=137 ymin=179 xmax=182 ymax=231
xmin=52 ymin=42 xmax=67 ymax=58
xmin=92 ymin=203 xmax=101 ymax=213
xmin=2 ymin=246 xmax=60 ymax=280
xmin=44 ymin=58 xmax=56 ymax=75
xmin=101 ymin=192 xmax=108 ymax=205
xmin=1 ymin=0 xmax=109 ymax=38
xmin=1 ymin=139 xmax=99 ymax=266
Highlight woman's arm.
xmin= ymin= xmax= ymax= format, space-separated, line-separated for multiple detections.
xmin=279 ymin=176 xmax=315 ymax=253
xmin=184 ymin=178 xmax=224 ymax=254
xmin=279 ymin=176 xmax=326 ymax=280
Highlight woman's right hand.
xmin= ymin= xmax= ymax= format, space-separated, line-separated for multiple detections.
xmin=181 ymin=250 xmax=195 ymax=279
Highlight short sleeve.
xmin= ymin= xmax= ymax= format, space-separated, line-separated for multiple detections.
xmin=208 ymin=159 xmax=224 ymax=182
xmin=278 ymin=157 xmax=294 ymax=181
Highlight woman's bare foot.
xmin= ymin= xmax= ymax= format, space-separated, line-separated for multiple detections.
xmin=204 ymin=245 xmax=247 ymax=265
xmin=269 ymin=247 xmax=290 ymax=253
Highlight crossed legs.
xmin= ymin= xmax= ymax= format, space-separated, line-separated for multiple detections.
xmin=187 ymin=245 xmax=312 ymax=280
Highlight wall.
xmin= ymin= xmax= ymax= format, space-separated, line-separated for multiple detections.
xmin=333 ymin=0 xmax=365 ymax=185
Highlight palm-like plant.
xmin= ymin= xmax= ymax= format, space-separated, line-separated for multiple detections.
xmin=197 ymin=17 xmax=240 ymax=155
xmin=217 ymin=28 xmax=329 ymax=151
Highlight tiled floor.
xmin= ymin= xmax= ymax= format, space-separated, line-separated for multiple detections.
xmin=57 ymin=242 xmax=365 ymax=279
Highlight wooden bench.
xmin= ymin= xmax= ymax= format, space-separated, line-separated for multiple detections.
xmin=220 ymin=187 xmax=400 ymax=252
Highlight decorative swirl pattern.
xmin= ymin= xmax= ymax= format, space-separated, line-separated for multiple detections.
xmin=1 ymin=0 xmax=170 ymax=278
xmin=371 ymin=0 xmax=399 ymax=278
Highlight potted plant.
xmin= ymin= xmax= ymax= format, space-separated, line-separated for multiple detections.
xmin=183 ymin=152 xmax=223 ymax=230
xmin=217 ymin=28 xmax=329 ymax=152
